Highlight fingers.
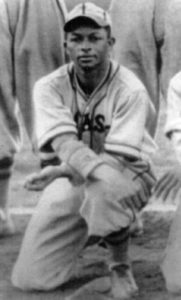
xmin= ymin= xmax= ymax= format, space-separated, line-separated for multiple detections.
xmin=154 ymin=173 xmax=181 ymax=201
xmin=154 ymin=174 xmax=174 ymax=197
xmin=25 ymin=183 xmax=44 ymax=191
xmin=24 ymin=164 xmax=71 ymax=191
xmin=122 ymin=196 xmax=141 ymax=212
xmin=153 ymin=173 xmax=173 ymax=197
xmin=24 ymin=173 xmax=39 ymax=187
xmin=24 ymin=176 xmax=45 ymax=191
xmin=163 ymin=186 xmax=181 ymax=205
xmin=121 ymin=186 xmax=148 ymax=212
xmin=24 ymin=171 xmax=50 ymax=191
xmin=158 ymin=183 xmax=180 ymax=203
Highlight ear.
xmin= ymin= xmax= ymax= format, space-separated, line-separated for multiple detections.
xmin=64 ymin=41 xmax=67 ymax=49
xmin=64 ymin=41 xmax=70 ymax=57
xmin=108 ymin=37 xmax=116 ymax=47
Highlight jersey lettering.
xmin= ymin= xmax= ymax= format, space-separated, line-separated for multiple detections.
xmin=94 ymin=115 xmax=105 ymax=132
xmin=74 ymin=112 xmax=110 ymax=134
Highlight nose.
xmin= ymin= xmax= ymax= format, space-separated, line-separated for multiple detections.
xmin=81 ymin=39 xmax=91 ymax=52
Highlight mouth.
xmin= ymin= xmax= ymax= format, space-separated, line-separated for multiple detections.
xmin=78 ymin=56 xmax=94 ymax=62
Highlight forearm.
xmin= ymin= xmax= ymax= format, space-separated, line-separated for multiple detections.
xmin=52 ymin=134 xmax=105 ymax=179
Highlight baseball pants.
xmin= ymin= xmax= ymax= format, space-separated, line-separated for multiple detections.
xmin=109 ymin=0 xmax=181 ymax=128
xmin=12 ymin=159 xmax=155 ymax=291
xmin=0 ymin=0 xmax=66 ymax=164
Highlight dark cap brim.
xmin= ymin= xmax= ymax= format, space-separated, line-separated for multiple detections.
xmin=64 ymin=16 xmax=106 ymax=32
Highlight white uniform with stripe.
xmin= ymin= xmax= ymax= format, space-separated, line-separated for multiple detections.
xmin=12 ymin=60 xmax=157 ymax=291
xmin=34 ymin=61 xmax=156 ymax=160
xmin=164 ymin=72 xmax=181 ymax=163
xmin=0 ymin=0 xmax=67 ymax=167
xmin=109 ymin=0 xmax=181 ymax=135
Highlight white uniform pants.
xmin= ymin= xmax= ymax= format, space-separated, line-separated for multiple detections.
xmin=12 ymin=178 xmax=88 ymax=291
xmin=109 ymin=0 xmax=181 ymax=135
xmin=12 ymin=160 xmax=155 ymax=291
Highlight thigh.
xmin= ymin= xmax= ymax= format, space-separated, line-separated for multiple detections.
xmin=0 ymin=0 xmax=21 ymax=155
xmin=0 ymin=109 xmax=19 ymax=160
xmin=12 ymin=178 xmax=88 ymax=291
xmin=14 ymin=0 xmax=66 ymax=140
xmin=109 ymin=0 xmax=159 ymax=116
xmin=80 ymin=160 xmax=155 ymax=238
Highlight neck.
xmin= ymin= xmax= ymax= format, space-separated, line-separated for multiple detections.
xmin=76 ymin=60 xmax=110 ymax=95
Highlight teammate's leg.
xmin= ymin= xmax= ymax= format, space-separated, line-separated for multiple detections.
xmin=109 ymin=0 xmax=159 ymax=119
xmin=0 ymin=157 xmax=15 ymax=237
xmin=160 ymin=3 xmax=181 ymax=291
xmin=0 ymin=112 xmax=19 ymax=237
xmin=14 ymin=0 xmax=67 ymax=141
xmin=12 ymin=177 xmax=88 ymax=291
xmin=161 ymin=0 xmax=181 ymax=97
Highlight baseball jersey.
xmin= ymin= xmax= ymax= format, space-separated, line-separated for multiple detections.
xmin=33 ymin=60 xmax=157 ymax=162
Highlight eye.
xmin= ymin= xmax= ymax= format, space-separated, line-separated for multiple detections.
xmin=70 ymin=36 xmax=82 ymax=43
xmin=89 ymin=36 xmax=101 ymax=42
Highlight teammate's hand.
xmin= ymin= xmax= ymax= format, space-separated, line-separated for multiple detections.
xmin=153 ymin=167 xmax=181 ymax=204
xmin=24 ymin=163 xmax=84 ymax=191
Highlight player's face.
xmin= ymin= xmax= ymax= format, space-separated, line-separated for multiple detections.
xmin=65 ymin=26 xmax=114 ymax=72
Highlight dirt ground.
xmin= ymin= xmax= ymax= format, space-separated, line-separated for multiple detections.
xmin=0 ymin=100 xmax=180 ymax=300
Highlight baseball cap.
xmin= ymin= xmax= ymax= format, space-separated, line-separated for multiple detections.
xmin=64 ymin=2 xmax=112 ymax=32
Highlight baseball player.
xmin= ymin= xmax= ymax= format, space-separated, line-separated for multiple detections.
xmin=154 ymin=72 xmax=181 ymax=294
xmin=0 ymin=0 xmax=67 ymax=236
xmin=11 ymin=3 xmax=157 ymax=299
xmin=109 ymin=0 xmax=181 ymax=207
xmin=109 ymin=0 xmax=181 ymax=123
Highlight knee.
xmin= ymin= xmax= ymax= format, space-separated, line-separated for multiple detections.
xmin=42 ymin=178 xmax=84 ymax=213
xmin=11 ymin=259 xmax=59 ymax=291
xmin=11 ymin=250 xmax=71 ymax=291
xmin=11 ymin=250 xmax=56 ymax=291
xmin=11 ymin=260 xmax=46 ymax=291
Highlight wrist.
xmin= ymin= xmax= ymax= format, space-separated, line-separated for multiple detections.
xmin=56 ymin=140 xmax=104 ymax=179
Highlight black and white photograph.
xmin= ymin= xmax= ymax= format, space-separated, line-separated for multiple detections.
xmin=0 ymin=0 xmax=181 ymax=299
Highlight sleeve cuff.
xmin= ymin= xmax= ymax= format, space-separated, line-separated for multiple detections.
xmin=59 ymin=140 xmax=104 ymax=178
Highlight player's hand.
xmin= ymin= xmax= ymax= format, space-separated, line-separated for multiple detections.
xmin=80 ymin=164 xmax=154 ymax=236
xmin=153 ymin=167 xmax=181 ymax=204
xmin=24 ymin=163 xmax=84 ymax=191
xmin=24 ymin=165 xmax=65 ymax=191
xmin=85 ymin=164 xmax=153 ymax=217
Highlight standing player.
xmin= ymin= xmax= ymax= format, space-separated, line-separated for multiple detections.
xmin=109 ymin=0 xmax=181 ymax=205
xmin=155 ymin=72 xmax=181 ymax=294
xmin=109 ymin=0 xmax=181 ymax=129
xmin=109 ymin=0 xmax=161 ymax=121
xmin=0 ymin=0 xmax=67 ymax=236
xmin=11 ymin=3 xmax=157 ymax=299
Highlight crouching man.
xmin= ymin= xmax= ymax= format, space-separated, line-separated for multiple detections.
xmin=11 ymin=3 xmax=157 ymax=299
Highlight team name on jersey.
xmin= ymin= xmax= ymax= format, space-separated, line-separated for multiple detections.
xmin=74 ymin=112 xmax=110 ymax=134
